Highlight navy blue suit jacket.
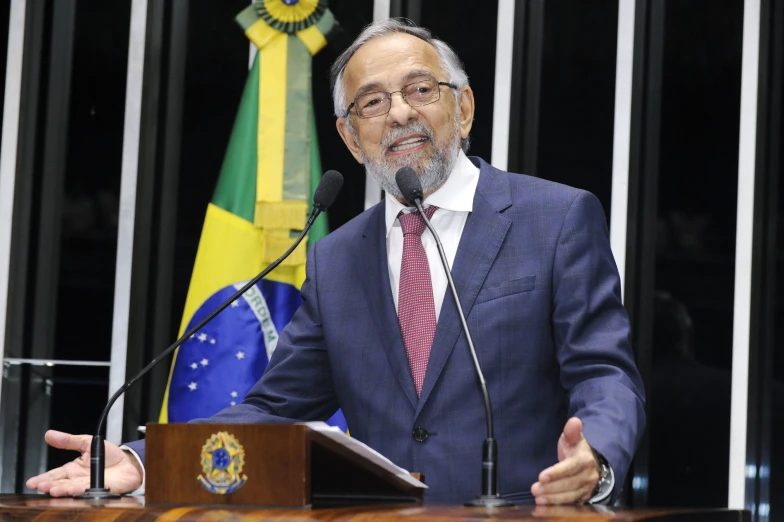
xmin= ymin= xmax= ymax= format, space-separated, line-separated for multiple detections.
xmin=129 ymin=157 xmax=645 ymax=504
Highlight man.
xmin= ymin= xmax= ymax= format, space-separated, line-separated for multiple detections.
xmin=27 ymin=19 xmax=645 ymax=505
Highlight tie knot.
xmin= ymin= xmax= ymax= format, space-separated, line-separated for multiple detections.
xmin=398 ymin=206 xmax=438 ymax=237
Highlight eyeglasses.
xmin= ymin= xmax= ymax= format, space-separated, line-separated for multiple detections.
xmin=345 ymin=78 xmax=458 ymax=119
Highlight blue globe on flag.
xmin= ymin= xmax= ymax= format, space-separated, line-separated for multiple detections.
xmin=167 ymin=279 xmax=347 ymax=432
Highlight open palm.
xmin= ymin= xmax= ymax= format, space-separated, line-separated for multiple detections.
xmin=26 ymin=430 xmax=143 ymax=497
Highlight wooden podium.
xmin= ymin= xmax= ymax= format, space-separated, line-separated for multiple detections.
xmin=144 ymin=423 xmax=426 ymax=508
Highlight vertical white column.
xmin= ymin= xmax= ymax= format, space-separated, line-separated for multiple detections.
xmin=490 ymin=0 xmax=515 ymax=171
xmin=107 ymin=0 xmax=148 ymax=444
xmin=0 ymin=0 xmax=28 ymax=413
xmin=609 ymin=0 xmax=635 ymax=298
xmin=729 ymin=0 xmax=761 ymax=509
xmin=373 ymin=0 xmax=391 ymax=22
xmin=362 ymin=0 xmax=391 ymax=210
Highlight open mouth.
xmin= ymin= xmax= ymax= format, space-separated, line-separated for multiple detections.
xmin=387 ymin=135 xmax=429 ymax=155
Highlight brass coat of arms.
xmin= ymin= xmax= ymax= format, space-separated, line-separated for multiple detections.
xmin=197 ymin=431 xmax=248 ymax=494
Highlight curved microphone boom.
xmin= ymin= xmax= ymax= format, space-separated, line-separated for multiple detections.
xmin=395 ymin=166 xmax=513 ymax=508
xmin=76 ymin=170 xmax=343 ymax=499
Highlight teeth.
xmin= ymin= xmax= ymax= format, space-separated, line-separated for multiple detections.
xmin=390 ymin=137 xmax=427 ymax=151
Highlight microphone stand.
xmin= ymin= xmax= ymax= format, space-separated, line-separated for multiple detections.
xmin=76 ymin=207 xmax=323 ymax=499
xmin=412 ymin=198 xmax=513 ymax=508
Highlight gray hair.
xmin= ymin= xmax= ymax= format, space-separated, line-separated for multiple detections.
xmin=330 ymin=18 xmax=469 ymax=118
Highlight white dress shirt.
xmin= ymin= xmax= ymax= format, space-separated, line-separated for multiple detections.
xmin=385 ymin=150 xmax=479 ymax=318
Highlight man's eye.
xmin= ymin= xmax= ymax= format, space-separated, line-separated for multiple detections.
xmin=362 ymin=98 xmax=382 ymax=109
xmin=416 ymin=86 xmax=432 ymax=94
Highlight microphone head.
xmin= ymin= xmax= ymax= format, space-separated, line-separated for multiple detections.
xmin=313 ymin=170 xmax=344 ymax=211
xmin=395 ymin=166 xmax=423 ymax=205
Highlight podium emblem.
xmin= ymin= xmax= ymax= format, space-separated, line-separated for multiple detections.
xmin=197 ymin=431 xmax=248 ymax=494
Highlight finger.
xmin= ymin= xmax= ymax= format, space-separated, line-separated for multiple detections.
xmin=44 ymin=430 xmax=92 ymax=454
xmin=26 ymin=467 xmax=69 ymax=489
xmin=535 ymin=485 xmax=593 ymax=506
xmin=539 ymin=452 xmax=593 ymax=483
xmin=47 ymin=477 xmax=89 ymax=498
xmin=36 ymin=478 xmax=76 ymax=495
xmin=533 ymin=467 xmax=599 ymax=497
xmin=562 ymin=417 xmax=583 ymax=447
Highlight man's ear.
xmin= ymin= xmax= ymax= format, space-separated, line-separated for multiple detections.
xmin=457 ymin=86 xmax=475 ymax=140
xmin=336 ymin=117 xmax=364 ymax=164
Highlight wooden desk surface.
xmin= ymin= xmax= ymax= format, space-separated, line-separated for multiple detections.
xmin=0 ymin=495 xmax=749 ymax=521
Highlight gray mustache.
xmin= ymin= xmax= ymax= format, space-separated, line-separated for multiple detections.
xmin=382 ymin=123 xmax=435 ymax=151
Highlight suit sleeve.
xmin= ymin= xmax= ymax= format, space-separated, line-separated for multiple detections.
xmin=551 ymin=190 xmax=646 ymax=502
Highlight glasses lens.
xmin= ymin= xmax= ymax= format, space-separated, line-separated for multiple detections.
xmin=356 ymin=92 xmax=390 ymax=118
xmin=404 ymin=80 xmax=439 ymax=106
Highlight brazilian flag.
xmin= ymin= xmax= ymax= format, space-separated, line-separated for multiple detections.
xmin=159 ymin=0 xmax=346 ymax=430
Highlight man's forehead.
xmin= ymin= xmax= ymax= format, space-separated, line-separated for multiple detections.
xmin=343 ymin=33 xmax=443 ymax=92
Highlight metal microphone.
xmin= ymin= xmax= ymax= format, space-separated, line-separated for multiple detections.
xmin=75 ymin=171 xmax=344 ymax=499
xmin=395 ymin=166 xmax=513 ymax=508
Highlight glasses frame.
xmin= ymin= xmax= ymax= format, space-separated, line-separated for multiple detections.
xmin=344 ymin=78 xmax=458 ymax=119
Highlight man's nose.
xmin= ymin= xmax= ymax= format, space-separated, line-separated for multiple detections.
xmin=385 ymin=92 xmax=419 ymax=126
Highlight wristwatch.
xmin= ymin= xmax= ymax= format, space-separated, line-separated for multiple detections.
xmin=591 ymin=449 xmax=610 ymax=498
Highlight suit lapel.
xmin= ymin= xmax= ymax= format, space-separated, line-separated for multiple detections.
xmin=358 ymin=203 xmax=419 ymax=409
xmin=415 ymin=161 xmax=512 ymax=418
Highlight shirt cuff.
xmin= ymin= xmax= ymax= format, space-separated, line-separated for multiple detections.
xmin=588 ymin=460 xmax=615 ymax=504
xmin=120 ymin=445 xmax=146 ymax=496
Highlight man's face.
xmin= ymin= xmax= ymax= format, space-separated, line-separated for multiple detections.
xmin=336 ymin=33 xmax=475 ymax=201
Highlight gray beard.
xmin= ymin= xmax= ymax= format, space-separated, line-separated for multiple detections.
xmin=356 ymin=115 xmax=462 ymax=203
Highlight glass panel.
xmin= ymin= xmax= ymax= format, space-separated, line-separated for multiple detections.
xmin=0 ymin=363 xmax=109 ymax=492
xmin=421 ymin=0 xmax=499 ymax=163
xmin=766 ymin=3 xmax=784 ymax=520
xmin=647 ymin=0 xmax=743 ymax=508
xmin=0 ymin=363 xmax=23 ymax=492
xmin=0 ymin=0 xmax=131 ymax=493
xmin=536 ymin=0 xmax=619 ymax=215
xmin=57 ymin=0 xmax=131 ymax=362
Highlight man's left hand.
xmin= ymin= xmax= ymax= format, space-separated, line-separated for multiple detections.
xmin=530 ymin=417 xmax=600 ymax=505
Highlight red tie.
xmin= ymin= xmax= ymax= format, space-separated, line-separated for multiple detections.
xmin=397 ymin=206 xmax=438 ymax=396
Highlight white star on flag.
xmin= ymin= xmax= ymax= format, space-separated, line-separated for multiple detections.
xmin=188 ymin=382 xmax=197 ymax=391
xmin=200 ymin=358 xmax=209 ymax=366
xmin=231 ymin=300 xmax=240 ymax=308
xmin=236 ymin=351 xmax=245 ymax=360
xmin=230 ymin=391 xmax=238 ymax=398
xmin=230 ymin=401 xmax=236 ymax=406
xmin=197 ymin=333 xmax=208 ymax=342
xmin=190 ymin=362 xmax=198 ymax=370
xmin=210 ymin=339 xmax=216 ymax=345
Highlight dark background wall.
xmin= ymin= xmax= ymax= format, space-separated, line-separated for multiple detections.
xmin=1 ymin=1 xmax=782 ymax=518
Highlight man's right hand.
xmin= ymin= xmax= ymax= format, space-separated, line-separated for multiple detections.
xmin=25 ymin=430 xmax=143 ymax=497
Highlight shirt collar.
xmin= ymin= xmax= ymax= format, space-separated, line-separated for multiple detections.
xmin=384 ymin=150 xmax=480 ymax=237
